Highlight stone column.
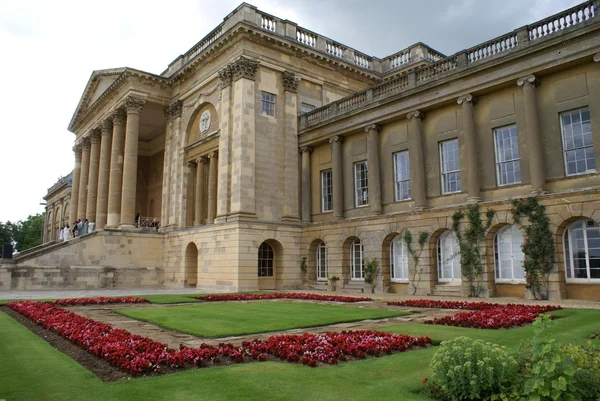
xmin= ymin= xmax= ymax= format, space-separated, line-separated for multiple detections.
xmin=300 ymin=146 xmax=312 ymax=223
xmin=407 ymin=111 xmax=427 ymax=209
xmin=457 ymin=94 xmax=480 ymax=202
xmin=194 ymin=157 xmax=207 ymax=225
xmin=207 ymin=152 xmax=218 ymax=224
xmin=119 ymin=96 xmax=145 ymax=228
xmin=70 ymin=144 xmax=82 ymax=223
xmin=216 ymin=68 xmax=232 ymax=222
xmin=77 ymin=136 xmax=91 ymax=220
xmin=330 ymin=135 xmax=344 ymax=220
xmin=365 ymin=124 xmax=382 ymax=215
xmin=185 ymin=162 xmax=195 ymax=227
xmin=86 ymin=129 xmax=101 ymax=223
xmin=95 ymin=119 xmax=112 ymax=229
xmin=107 ymin=109 xmax=126 ymax=227
xmin=517 ymin=75 xmax=546 ymax=194
xmin=282 ymin=71 xmax=301 ymax=221
xmin=162 ymin=100 xmax=182 ymax=228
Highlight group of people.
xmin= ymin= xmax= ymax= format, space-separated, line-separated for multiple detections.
xmin=57 ymin=219 xmax=95 ymax=242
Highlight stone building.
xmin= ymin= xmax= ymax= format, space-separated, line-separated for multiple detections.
xmin=42 ymin=173 xmax=72 ymax=242
xmin=3 ymin=1 xmax=600 ymax=300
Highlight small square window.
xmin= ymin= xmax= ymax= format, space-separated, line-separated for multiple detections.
xmin=261 ymin=92 xmax=276 ymax=117
xmin=393 ymin=151 xmax=411 ymax=201
xmin=320 ymin=170 xmax=333 ymax=212
xmin=440 ymin=139 xmax=461 ymax=194
xmin=560 ymin=108 xmax=595 ymax=176
xmin=354 ymin=161 xmax=368 ymax=207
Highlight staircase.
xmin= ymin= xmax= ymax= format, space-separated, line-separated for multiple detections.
xmin=339 ymin=281 xmax=371 ymax=294
xmin=310 ymin=281 xmax=328 ymax=292
xmin=432 ymin=283 xmax=462 ymax=297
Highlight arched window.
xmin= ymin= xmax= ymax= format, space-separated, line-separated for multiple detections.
xmin=564 ymin=219 xmax=600 ymax=280
xmin=316 ymin=241 xmax=327 ymax=280
xmin=350 ymin=238 xmax=364 ymax=279
xmin=437 ymin=231 xmax=461 ymax=281
xmin=258 ymin=242 xmax=274 ymax=277
xmin=390 ymin=235 xmax=409 ymax=281
xmin=494 ymin=225 xmax=525 ymax=281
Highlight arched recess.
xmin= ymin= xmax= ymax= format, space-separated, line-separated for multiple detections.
xmin=430 ymin=228 xmax=461 ymax=284
xmin=62 ymin=202 xmax=70 ymax=226
xmin=308 ymin=239 xmax=327 ymax=282
xmin=184 ymin=242 xmax=199 ymax=287
xmin=46 ymin=210 xmax=53 ymax=242
xmin=54 ymin=206 xmax=61 ymax=240
xmin=561 ymin=218 xmax=600 ymax=282
xmin=342 ymin=236 xmax=364 ymax=282
xmin=257 ymin=239 xmax=284 ymax=290
xmin=382 ymin=232 xmax=402 ymax=291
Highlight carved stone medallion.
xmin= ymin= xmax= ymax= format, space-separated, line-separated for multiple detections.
xmin=200 ymin=110 xmax=211 ymax=134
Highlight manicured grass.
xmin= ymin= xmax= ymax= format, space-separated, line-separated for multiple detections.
xmin=1 ymin=308 xmax=598 ymax=401
xmin=114 ymin=302 xmax=409 ymax=337
xmin=132 ymin=294 xmax=202 ymax=304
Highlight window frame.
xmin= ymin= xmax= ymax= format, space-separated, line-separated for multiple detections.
xmin=350 ymin=238 xmax=364 ymax=280
xmin=393 ymin=151 xmax=411 ymax=201
xmin=257 ymin=242 xmax=274 ymax=277
xmin=320 ymin=169 xmax=333 ymax=213
xmin=494 ymin=225 xmax=526 ymax=283
xmin=493 ymin=124 xmax=521 ymax=187
xmin=439 ymin=139 xmax=461 ymax=195
xmin=437 ymin=231 xmax=461 ymax=281
xmin=560 ymin=107 xmax=596 ymax=177
xmin=316 ymin=241 xmax=327 ymax=281
xmin=564 ymin=219 xmax=600 ymax=282
xmin=260 ymin=91 xmax=276 ymax=117
xmin=390 ymin=235 xmax=409 ymax=282
xmin=354 ymin=161 xmax=369 ymax=208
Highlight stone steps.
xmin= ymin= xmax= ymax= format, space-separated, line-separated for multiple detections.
xmin=432 ymin=283 xmax=462 ymax=297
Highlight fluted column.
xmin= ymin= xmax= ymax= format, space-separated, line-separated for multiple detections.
xmin=107 ymin=109 xmax=126 ymax=227
xmin=194 ymin=157 xmax=207 ymax=225
xmin=282 ymin=71 xmax=300 ymax=221
xmin=407 ymin=111 xmax=427 ymax=209
xmin=77 ymin=137 xmax=91 ymax=220
xmin=119 ymin=96 xmax=145 ymax=228
xmin=86 ymin=129 xmax=101 ymax=223
xmin=330 ymin=135 xmax=344 ymax=220
xmin=457 ymin=94 xmax=480 ymax=202
xmin=207 ymin=152 xmax=218 ymax=224
xmin=96 ymin=119 xmax=112 ymax=229
xmin=517 ymin=75 xmax=546 ymax=194
xmin=365 ymin=124 xmax=382 ymax=215
xmin=300 ymin=146 xmax=312 ymax=223
xmin=70 ymin=145 xmax=82 ymax=222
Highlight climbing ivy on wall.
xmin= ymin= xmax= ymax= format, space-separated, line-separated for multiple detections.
xmin=403 ymin=230 xmax=429 ymax=295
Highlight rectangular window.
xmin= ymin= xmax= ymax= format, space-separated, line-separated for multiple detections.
xmin=261 ymin=92 xmax=276 ymax=117
xmin=320 ymin=170 xmax=333 ymax=212
xmin=560 ymin=108 xmax=595 ymax=176
xmin=301 ymin=103 xmax=315 ymax=114
xmin=354 ymin=161 xmax=369 ymax=207
xmin=494 ymin=125 xmax=521 ymax=186
xmin=440 ymin=139 xmax=461 ymax=194
xmin=393 ymin=151 xmax=411 ymax=201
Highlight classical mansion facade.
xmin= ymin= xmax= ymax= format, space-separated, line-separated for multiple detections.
xmin=3 ymin=1 xmax=600 ymax=300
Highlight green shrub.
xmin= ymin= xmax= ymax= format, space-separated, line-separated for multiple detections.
xmin=562 ymin=341 xmax=600 ymax=375
xmin=430 ymin=336 xmax=518 ymax=400
xmin=573 ymin=369 xmax=600 ymax=401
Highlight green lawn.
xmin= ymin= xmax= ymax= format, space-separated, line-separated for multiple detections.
xmin=114 ymin=301 xmax=409 ymax=337
xmin=1 ymin=307 xmax=598 ymax=401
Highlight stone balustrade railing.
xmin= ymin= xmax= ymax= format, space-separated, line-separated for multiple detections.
xmin=46 ymin=174 xmax=72 ymax=196
xmin=300 ymin=0 xmax=598 ymax=129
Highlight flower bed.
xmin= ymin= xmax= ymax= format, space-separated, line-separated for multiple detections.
xmin=55 ymin=297 xmax=149 ymax=306
xmin=198 ymin=293 xmax=372 ymax=303
xmin=8 ymin=300 xmax=428 ymax=374
xmin=388 ymin=299 xmax=562 ymax=329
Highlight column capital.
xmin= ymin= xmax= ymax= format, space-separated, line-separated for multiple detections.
xmin=230 ymin=56 xmax=259 ymax=82
xmin=283 ymin=71 xmax=300 ymax=93
xmin=110 ymin=109 xmax=127 ymax=126
xmin=364 ymin=124 xmax=381 ymax=134
xmin=329 ymin=135 xmax=343 ymax=144
xmin=594 ymin=53 xmax=600 ymax=62
xmin=197 ymin=156 xmax=208 ymax=164
xmin=80 ymin=136 xmax=91 ymax=149
xmin=208 ymin=151 xmax=218 ymax=159
xmin=188 ymin=161 xmax=196 ymax=168
xmin=100 ymin=119 xmax=112 ymax=135
xmin=407 ymin=110 xmax=425 ymax=120
xmin=123 ymin=96 xmax=145 ymax=114
xmin=218 ymin=65 xmax=233 ymax=88
xmin=299 ymin=146 xmax=313 ymax=154
xmin=73 ymin=144 xmax=82 ymax=155
xmin=517 ymin=74 xmax=539 ymax=87
xmin=164 ymin=100 xmax=182 ymax=120
xmin=89 ymin=129 xmax=101 ymax=144
xmin=457 ymin=94 xmax=477 ymax=105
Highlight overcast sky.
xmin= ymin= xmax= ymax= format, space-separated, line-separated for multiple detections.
xmin=0 ymin=0 xmax=580 ymax=222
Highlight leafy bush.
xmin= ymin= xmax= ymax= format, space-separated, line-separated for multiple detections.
xmin=430 ymin=336 xmax=518 ymax=400
xmin=561 ymin=341 xmax=600 ymax=375
xmin=573 ymin=369 xmax=600 ymax=401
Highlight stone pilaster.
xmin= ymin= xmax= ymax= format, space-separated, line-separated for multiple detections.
xmin=70 ymin=144 xmax=82 ymax=223
xmin=300 ymin=146 xmax=312 ymax=223
xmin=86 ymin=129 xmax=101 ymax=223
xmin=119 ymin=96 xmax=145 ymax=228
xmin=194 ymin=157 xmax=207 ymax=225
xmin=457 ymin=94 xmax=480 ymax=202
xmin=330 ymin=135 xmax=344 ymax=220
xmin=407 ymin=111 xmax=427 ymax=209
xmin=185 ymin=161 xmax=195 ymax=227
xmin=216 ymin=68 xmax=232 ymax=222
xmin=107 ymin=109 xmax=126 ymax=227
xmin=162 ymin=100 xmax=182 ymax=228
xmin=96 ymin=119 xmax=112 ymax=229
xmin=207 ymin=152 xmax=218 ymax=224
xmin=77 ymin=136 xmax=91 ymax=220
xmin=365 ymin=124 xmax=382 ymax=215
xmin=517 ymin=75 xmax=546 ymax=194
xmin=282 ymin=71 xmax=301 ymax=222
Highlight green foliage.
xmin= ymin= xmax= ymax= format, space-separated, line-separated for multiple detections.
xmin=0 ymin=221 xmax=14 ymax=246
xmin=521 ymin=315 xmax=578 ymax=401
xmin=572 ymin=369 xmax=600 ymax=401
xmin=451 ymin=204 xmax=495 ymax=297
xmin=11 ymin=214 xmax=44 ymax=252
xmin=300 ymin=257 xmax=308 ymax=274
xmin=511 ymin=198 xmax=555 ymax=300
xmin=430 ymin=336 xmax=518 ymax=401
xmin=363 ymin=258 xmax=379 ymax=293
xmin=403 ymin=230 xmax=429 ymax=295
xmin=561 ymin=341 xmax=600 ymax=375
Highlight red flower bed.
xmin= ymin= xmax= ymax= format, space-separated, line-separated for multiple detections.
xmin=8 ymin=301 xmax=428 ymax=373
xmin=388 ymin=299 xmax=562 ymax=329
xmin=199 ymin=293 xmax=372 ymax=303
xmin=55 ymin=297 xmax=149 ymax=306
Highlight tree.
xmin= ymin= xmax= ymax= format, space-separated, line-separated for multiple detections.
xmin=0 ymin=221 xmax=14 ymax=246
xmin=12 ymin=214 xmax=43 ymax=252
